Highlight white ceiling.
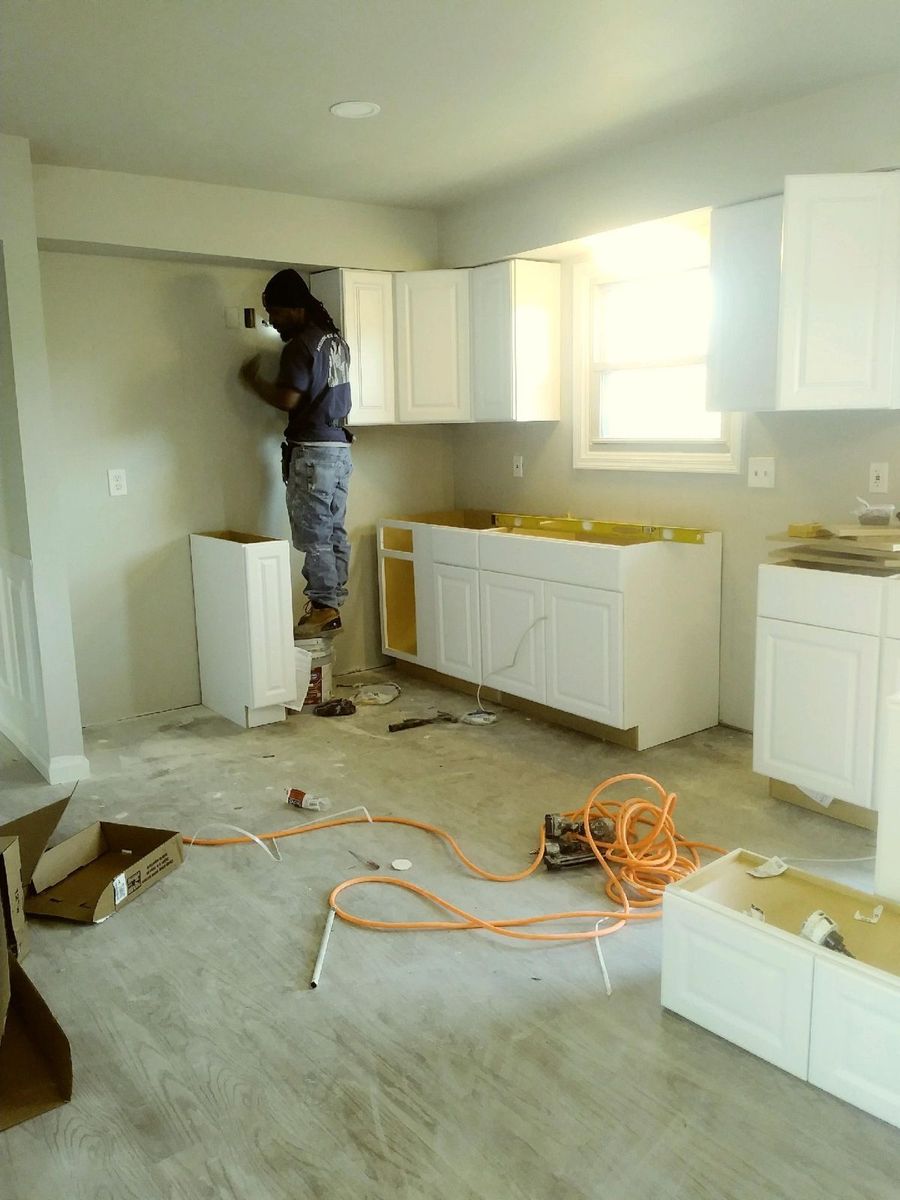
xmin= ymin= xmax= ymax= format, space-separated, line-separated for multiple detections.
xmin=3 ymin=0 xmax=900 ymax=210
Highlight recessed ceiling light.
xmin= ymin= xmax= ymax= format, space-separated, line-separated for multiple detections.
xmin=329 ymin=100 xmax=381 ymax=119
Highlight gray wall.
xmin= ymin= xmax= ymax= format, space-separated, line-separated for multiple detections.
xmin=40 ymin=251 xmax=454 ymax=725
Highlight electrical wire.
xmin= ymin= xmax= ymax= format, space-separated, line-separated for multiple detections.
xmin=185 ymin=773 xmax=725 ymax=945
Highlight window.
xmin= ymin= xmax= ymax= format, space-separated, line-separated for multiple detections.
xmin=573 ymin=210 xmax=741 ymax=473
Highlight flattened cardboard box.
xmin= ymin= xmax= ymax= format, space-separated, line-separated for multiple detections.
xmin=0 ymin=919 xmax=72 ymax=1131
xmin=26 ymin=822 xmax=184 ymax=923
xmin=0 ymin=796 xmax=70 ymax=959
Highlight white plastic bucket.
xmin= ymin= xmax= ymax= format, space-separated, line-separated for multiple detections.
xmin=293 ymin=637 xmax=334 ymax=711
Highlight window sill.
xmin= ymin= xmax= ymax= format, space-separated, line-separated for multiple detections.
xmin=574 ymin=443 xmax=742 ymax=473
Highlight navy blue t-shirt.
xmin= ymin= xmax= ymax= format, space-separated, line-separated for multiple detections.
xmin=278 ymin=325 xmax=352 ymax=443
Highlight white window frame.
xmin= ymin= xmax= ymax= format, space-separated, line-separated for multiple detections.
xmin=572 ymin=259 xmax=742 ymax=473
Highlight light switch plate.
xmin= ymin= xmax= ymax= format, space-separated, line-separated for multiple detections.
xmin=512 ymin=455 xmax=524 ymax=478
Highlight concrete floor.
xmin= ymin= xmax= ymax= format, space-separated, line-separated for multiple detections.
xmin=1 ymin=670 xmax=897 ymax=1199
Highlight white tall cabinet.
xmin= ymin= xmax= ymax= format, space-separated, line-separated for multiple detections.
xmin=310 ymin=268 xmax=395 ymax=425
xmin=709 ymin=171 xmax=900 ymax=412
xmin=470 ymin=260 xmax=561 ymax=422
xmin=394 ymin=269 xmax=472 ymax=422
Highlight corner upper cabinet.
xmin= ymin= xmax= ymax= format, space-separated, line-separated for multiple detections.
xmin=310 ymin=269 xmax=396 ymax=425
xmin=709 ymin=172 xmax=900 ymax=412
xmin=470 ymin=260 xmax=561 ymax=422
xmin=394 ymin=270 xmax=472 ymax=422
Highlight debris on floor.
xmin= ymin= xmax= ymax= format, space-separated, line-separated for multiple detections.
xmin=388 ymin=712 xmax=457 ymax=733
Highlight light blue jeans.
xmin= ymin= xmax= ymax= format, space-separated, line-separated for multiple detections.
xmin=285 ymin=443 xmax=352 ymax=609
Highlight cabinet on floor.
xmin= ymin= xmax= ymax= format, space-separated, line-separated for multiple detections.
xmin=709 ymin=171 xmax=900 ymax=411
xmin=189 ymin=531 xmax=296 ymax=728
xmin=377 ymin=511 xmax=722 ymax=750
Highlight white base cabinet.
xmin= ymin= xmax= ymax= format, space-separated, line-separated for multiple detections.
xmin=663 ymin=849 xmax=900 ymax=1130
xmin=377 ymin=513 xmax=721 ymax=749
xmin=754 ymin=565 xmax=900 ymax=809
xmin=190 ymin=532 xmax=296 ymax=728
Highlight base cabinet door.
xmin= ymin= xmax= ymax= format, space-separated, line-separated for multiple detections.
xmin=433 ymin=564 xmax=480 ymax=684
xmin=753 ymin=617 xmax=879 ymax=805
xmin=810 ymin=958 xmax=900 ymax=1128
xmin=545 ymin=581 xmax=623 ymax=725
xmin=480 ymin=571 xmax=545 ymax=702
xmin=661 ymin=893 xmax=814 ymax=1078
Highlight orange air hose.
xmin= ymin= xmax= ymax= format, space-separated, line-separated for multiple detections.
xmin=185 ymin=772 xmax=725 ymax=944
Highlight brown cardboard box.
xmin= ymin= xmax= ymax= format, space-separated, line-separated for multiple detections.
xmin=26 ymin=822 xmax=184 ymax=923
xmin=0 ymin=796 xmax=70 ymax=959
xmin=0 ymin=920 xmax=72 ymax=1131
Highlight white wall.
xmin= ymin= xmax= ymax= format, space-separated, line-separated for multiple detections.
xmin=0 ymin=134 xmax=86 ymax=782
xmin=0 ymin=255 xmax=30 ymax=559
xmin=441 ymin=69 xmax=900 ymax=730
xmin=40 ymin=251 xmax=454 ymax=725
xmin=34 ymin=165 xmax=439 ymax=270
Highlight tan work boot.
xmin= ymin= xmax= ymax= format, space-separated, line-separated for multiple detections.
xmin=295 ymin=602 xmax=342 ymax=639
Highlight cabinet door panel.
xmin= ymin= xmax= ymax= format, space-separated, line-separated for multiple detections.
xmin=246 ymin=544 xmax=296 ymax=708
xmin=433 ymin=565 xmax=480 ymax=683
xmin=395 ymin=271 xmax=471 ymax=423
xmin=345 ymin=271 xmax=395 ymax=425
xmin=545 ymin=581 xmax=623 ymax=725
xmin=662 ymin=892 xmax=814 ymax=1079
xmin=311 ymin=270 xmax=395 ymax=425
xmin=779 ymin=173 xmax=900 ymax=410
xmin=753 ymin=617 xmax=879 ymax=804
xmin=480 ymin=571 xmax=545 ymax=702
xmin=810 ymin=958 xmax=900 ymax=1128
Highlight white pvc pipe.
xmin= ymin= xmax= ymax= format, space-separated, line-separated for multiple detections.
xmin=310 ymin=908 xmax=336 ymax=989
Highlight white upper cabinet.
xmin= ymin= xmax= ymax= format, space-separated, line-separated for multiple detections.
xmin=709 ymin=172 xmax=900 ymax=412
xmin=779 ymin=173 xmax=900 ymax=411
xmin=394 ymin=269 xmax=472 ymax=423
xmin=708 ymin=195 xmax=782 ymax=413
xmin=310 ymin=269 xmax=396 ymax=425
xmin=471 ymin=260 xmax=561 ymax=422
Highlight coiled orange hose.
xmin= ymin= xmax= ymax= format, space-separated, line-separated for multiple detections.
xmin=185 ymin=772 xmax=724 ymax=944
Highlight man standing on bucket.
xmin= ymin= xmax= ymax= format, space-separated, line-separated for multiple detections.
xmin=238 ymin=268 xmax=353 ymax=639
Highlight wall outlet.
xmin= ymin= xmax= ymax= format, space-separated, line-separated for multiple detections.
xmin=512 ymin=455 xmax=524 ymax=478
xmin=870 ymin=462 xmax=889 ymax=493
xmin=107 ymin=468 xmax=127 ymax=497
xmin=748 ymin=457 xmax=775 ymax=488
